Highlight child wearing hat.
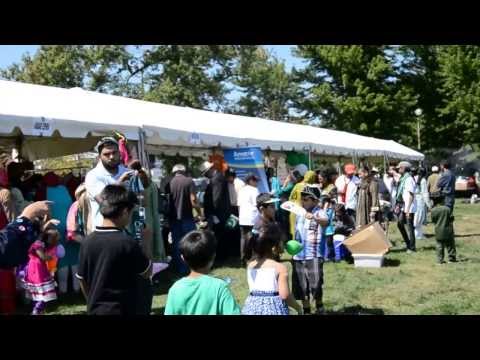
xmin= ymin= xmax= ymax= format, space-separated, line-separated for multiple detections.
xmin=292 ymin=185 xmax=329 ymax=314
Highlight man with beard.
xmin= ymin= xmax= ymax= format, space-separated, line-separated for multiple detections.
xmin=85 ymin=137 xmax=134 ymax=229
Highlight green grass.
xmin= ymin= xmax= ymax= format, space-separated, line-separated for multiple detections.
xmin=36 ymin=201 xmax=480 ymax=315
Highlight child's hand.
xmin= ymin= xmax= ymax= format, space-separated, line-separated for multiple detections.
xmin=305 ymin=213 xmax=314 ymax=220
xmin=43 ymin=218 xmax=60 ymax=231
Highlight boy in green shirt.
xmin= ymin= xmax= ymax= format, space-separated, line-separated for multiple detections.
xmin=430 ymin=193 xmax=457 ymax=264
xmin=164 ymin=230 xmax=241 ymax=315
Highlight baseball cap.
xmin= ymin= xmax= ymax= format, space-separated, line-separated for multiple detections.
xmin=294 ymin=164 xmax=308 ymax=177
xmin=344 ymin=163 xmax=356 ymax=175
xmin=301 ymin=185 xmax=321 ymax=200
xmin=256 ymin=193 xmax=280 ymax=208
xmin=95 ymin=137 xmax=119 ymax=153
xmin=172 ymin=164 xmax=186 ymax=174
xmin=396 ymin=161 xmax=412 ymax=169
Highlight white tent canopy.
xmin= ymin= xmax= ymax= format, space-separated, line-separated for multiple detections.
xmin=0 ymin=80 xmax=424 ymax=161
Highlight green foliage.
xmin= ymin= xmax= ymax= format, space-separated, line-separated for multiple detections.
xmin=293 ymin=45 xmax=418 ymax=145
xmin=227 ymin=46 xmax=299 ymax=121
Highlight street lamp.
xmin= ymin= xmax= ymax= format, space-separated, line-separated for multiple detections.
xmin=414 ymin=108 xmax=422 ymax=150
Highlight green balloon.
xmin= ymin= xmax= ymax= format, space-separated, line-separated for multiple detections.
xmin=286 ymin=240 xmax=303 ymax=256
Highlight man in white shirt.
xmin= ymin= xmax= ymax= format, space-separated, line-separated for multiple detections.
xmin=383 ymin=165 xmax=400 ymax=207
xmin=85 ymin=137 xmax=133 ymax=230
xmin=395 ymin=161 xmax=417 ymax=253
xmin=225 ymin=168 xmax=245 ymax=209
xmin=238 ymin=173 xmax=260 ymax=264
xmin=335 ymin=163 xmax=360 ymax=222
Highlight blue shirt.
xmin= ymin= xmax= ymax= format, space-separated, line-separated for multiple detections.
xmin=324 ymin=208 xmax=335 ymax=236
xmin=85 ymin=162 xmax=129 ymax=228
xmin=293 ymin=206 xmax=327 ymax=261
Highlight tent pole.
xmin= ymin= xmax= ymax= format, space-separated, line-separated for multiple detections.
xmin=308 ymin=147 xmax=312 ymax=170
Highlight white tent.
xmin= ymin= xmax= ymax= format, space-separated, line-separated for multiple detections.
xmin=0 ymin=80 xmax=424 ymax=161
xmin=0 ymin=80 xmax=140 ymax=160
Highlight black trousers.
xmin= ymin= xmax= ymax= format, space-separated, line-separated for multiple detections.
xmin=397 ymin=212 xmax=416 ymax=251
xmin=240 ymin=225 xmax=253 ymax=263
xmin=135 ymin=277 xmax=153 ymax=315
xmin=436 ymin=237 xmax=457 ymax=263
xmin=226 ymin=206 xmax=241 ymax=258
xmin=212 ymin=222 xmax=229 ymax=263
xmin=346 ymin=209 xmax=356 ymax=224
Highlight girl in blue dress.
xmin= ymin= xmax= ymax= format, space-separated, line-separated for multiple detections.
xmin=242 ymin=223 xmax=302 ymax=315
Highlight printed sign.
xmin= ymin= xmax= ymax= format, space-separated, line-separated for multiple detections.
xmin=189 ymin=132 xmax=201 ymax=145
xmin=32 ymin=117 xmax=54 ymax=136
xmin=223 ymin=147 xmax=270 ymax=193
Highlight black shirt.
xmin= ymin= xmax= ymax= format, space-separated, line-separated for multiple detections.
xmin=204 ymin=171 xmax=231 ymax=222
xmin=169 ymin=173 xmax=195 ymax=221
xmin=76 ymin=227 xmax=150 ymax=315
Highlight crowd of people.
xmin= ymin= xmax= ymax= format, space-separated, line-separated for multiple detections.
xmin=0 ymin=137 xmax=459 ymax=315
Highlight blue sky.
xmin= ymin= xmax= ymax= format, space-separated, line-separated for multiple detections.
xmin=0 ymin=45 xmax=304 ymax=71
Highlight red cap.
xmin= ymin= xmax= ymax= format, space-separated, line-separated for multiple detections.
xmin=344 ymin=164 xmax=356 ymax=175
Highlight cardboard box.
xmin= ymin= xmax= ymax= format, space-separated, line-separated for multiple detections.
xmin=343 ymin=222 xmax=390 ymax=255
xmin=352 ymin=254 xmax=384 ymax=268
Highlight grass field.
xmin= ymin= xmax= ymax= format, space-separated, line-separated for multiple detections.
xmin=36 ymin=201 xmax=480 ymax=315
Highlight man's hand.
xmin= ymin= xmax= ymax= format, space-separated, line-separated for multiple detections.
xmin=118 ymin=170 xmax=135 ymax=183
xmin=20 ymin=201 xmax=53 ymax=221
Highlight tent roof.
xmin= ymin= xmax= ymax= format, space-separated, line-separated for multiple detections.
xmin=0 ymin=80 xmax=424 ymax=160
xmin=0 ymin=80 xmax=139 ymax=140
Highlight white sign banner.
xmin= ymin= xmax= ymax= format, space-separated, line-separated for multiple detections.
xmin=32 ymin=117 xmax=55 ymax=136
xmin=189 ymin=132 xmax=201 ymax=145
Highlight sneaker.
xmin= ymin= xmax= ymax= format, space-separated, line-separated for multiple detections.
xmin=447 ymin=259 xmax=457 ymax=263
xmin=437 ymin=260 xmax=445 ymax=265
xmin=406 ymin=249 xmax=413 ymax=254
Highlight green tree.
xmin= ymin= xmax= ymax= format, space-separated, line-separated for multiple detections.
xmin=293 ymin=45 xmax=418 ymax=145
xmin=140 ymin=45 xmax=238 ymax=109
xmin=227 ymin=46 xmax=299 ymax=121
xmin=435 ymin=45 xmax=480 ymax=146
xmin=396 ymin=45 xmax=480 ymax=150
xmin=0 ymin=45 xmax=132 ymax=92
xmin=0 ymin=45 xmax=239 ymax=110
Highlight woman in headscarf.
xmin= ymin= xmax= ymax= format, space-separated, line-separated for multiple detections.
xmin=288 ymin=168 xmax=318 ymax=238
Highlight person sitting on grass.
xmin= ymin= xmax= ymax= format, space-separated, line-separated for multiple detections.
xmin=292 ymin=185 xmax=329 ymax=315
xmin=164 ymin=230 xmax=241 ymax=315
xmin=76 ymin=185 xmax=152 ymax=315
xmin=430 ymin=193 xmax=457 ymax=265
xmin=242 ymin=223 xmax=302 ymax=315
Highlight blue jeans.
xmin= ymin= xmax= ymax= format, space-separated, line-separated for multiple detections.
xmin=171 ymin=219 xmax=196 ymax=275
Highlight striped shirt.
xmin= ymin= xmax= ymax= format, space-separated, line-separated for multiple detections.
xmin=293 ymin=206 xmax=327 ymax=260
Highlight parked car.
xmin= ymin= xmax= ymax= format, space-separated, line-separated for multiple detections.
xmin=455 ymin=169 xmax=478 ymax=197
